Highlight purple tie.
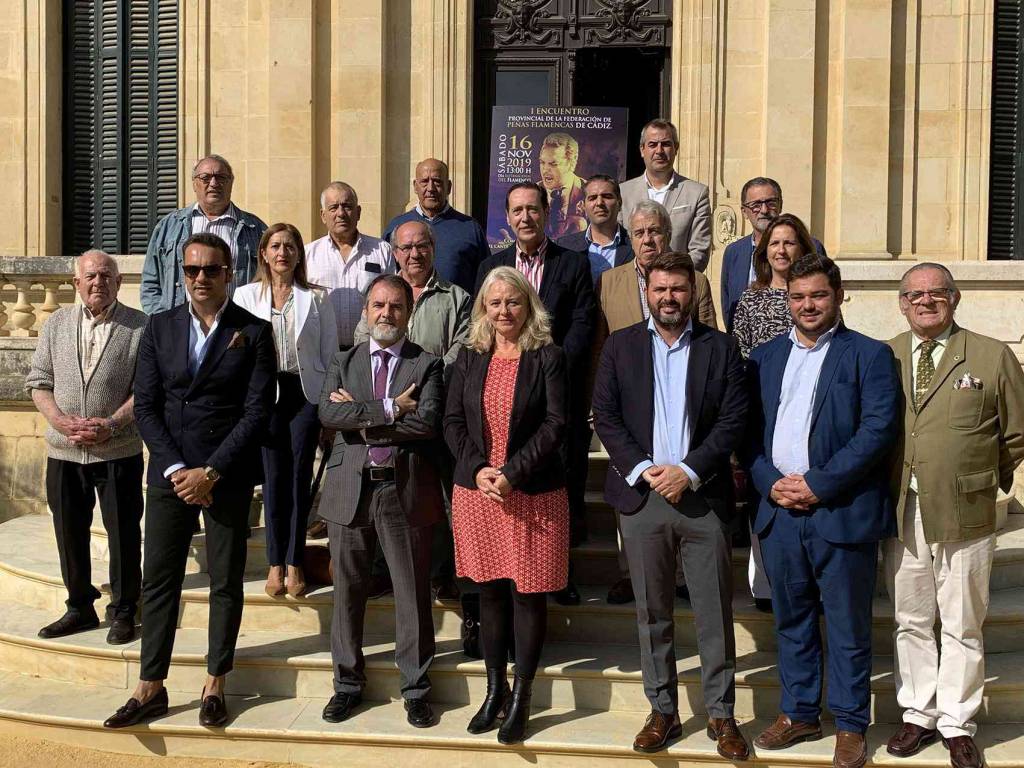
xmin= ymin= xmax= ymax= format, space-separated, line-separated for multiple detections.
xmin=368 ymin=349 xmax=392 ymax=465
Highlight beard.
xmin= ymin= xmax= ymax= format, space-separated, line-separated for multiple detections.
xmin=648 ymin=299 xmax=689 ymax=328
xmin=370 ymin=321 xmax=403 ymax=344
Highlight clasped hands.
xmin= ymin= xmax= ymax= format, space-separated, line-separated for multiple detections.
xmin=56 ymin=414 xmax=114 ymax=446
xmin=170 ymin=468 xmax=215 ymax=507
xmin=642 ymin=464 xmax=689 ymax=504
xmin=770 ymin=473 xmax=819 ymax=510
xmin=475 ymin=466 xmax=512 ymax=503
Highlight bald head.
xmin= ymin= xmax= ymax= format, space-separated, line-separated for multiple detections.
xmin=392 ymin=220 xmax=435 ymax=287
xmin=413 ymin=158 xmax=452 ymax=216
xmin=74 ymin=250 xmax=122 ymax=313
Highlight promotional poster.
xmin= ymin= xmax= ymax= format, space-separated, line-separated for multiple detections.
xmin=485 ymin=106 xmax=629 ymax=252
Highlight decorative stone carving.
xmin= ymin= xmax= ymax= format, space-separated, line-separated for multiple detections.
xmin=713 ymin=205 xmax=741 ymax=247
xmin=495 ymin=0 xmax=556 ymax=45
xmin=589 ymin=0 xmax=654 ymax=44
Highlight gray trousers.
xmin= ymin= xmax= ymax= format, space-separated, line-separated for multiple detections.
xmin=621 ymin=491 xmax=736 ymax=717
xmin=328 ymin=480 xmax=434 ymax=700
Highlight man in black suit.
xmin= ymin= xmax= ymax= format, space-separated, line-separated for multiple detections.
xmin=592 ymin=252 xmax=749 ymax=758
xmin=475 ymin=181 xmax=596 ymax=603
xmin=104 ymin=233 xmax=276 ymax=730
xmin=558 ymin=173 xmax=634 ymax=283
xmin=318 ymin=274 xmax=445 ymax=728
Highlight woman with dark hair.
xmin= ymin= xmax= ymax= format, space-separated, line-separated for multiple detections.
xmin=234 ymin=223 xmax=338 ymax=597
xmin=731 ymin=213 xmax=817 ymax=359
xmin=444 ymin=266 xmax=569 ymax=745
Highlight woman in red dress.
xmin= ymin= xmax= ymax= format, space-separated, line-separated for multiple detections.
xmin=444 ymin=266 xmax=569 ymax=744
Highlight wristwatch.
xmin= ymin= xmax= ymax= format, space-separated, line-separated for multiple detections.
xmin=393 ymin=401 xmax=403 ymax=419
xmin=105 ymin=418 xmax=118 ymax=436
xmin=204 ymin=466 xmax=221 ymax=484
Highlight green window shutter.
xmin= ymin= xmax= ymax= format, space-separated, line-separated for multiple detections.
xmin=64 ymin=0 xmax=178 ymax=256
xmin=989 ymin=0 xmax=1023 ymax=260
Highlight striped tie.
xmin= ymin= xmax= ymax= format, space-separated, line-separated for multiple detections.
xmin=915 ymin=340 xmax=938 ymax=410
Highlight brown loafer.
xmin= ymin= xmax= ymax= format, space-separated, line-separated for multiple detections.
xmin=834 ymin=730 xmax=867 ymax=768
xmin=708 ymin=717 xmax=750 ymax=760
xmin=888 ymin=722 xmax=939 ymax=757
xmin=606 ymin=577 xmax=635 ymax=604
xmin=633 ymin=710 xmax=682 ymax=753
xmin=754 ymin=713 xmax=822 ymax=750
xmin=944 ymin=735 xmax=983 ymax=768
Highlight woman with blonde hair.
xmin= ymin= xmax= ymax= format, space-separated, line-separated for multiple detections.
xmin=233 ymin=223 xmax=337 ymax=598
xmin=444 ymin=266 xmax=569 ymax=744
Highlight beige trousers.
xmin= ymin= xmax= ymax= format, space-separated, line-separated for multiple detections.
xmin=884 ymin=491 xmax=995 ymax=738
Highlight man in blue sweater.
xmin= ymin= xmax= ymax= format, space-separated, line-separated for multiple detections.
xmin=384 ymin=159 xmax=490 ymax=295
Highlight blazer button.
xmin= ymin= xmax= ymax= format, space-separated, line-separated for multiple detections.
xmin=911 ymin=432 xmax=917 ymax=438
xmin=904 ymin=461 xmax=910 ymax=468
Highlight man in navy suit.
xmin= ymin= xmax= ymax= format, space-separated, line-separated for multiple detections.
xmin=720 ymin=178 xmax=827 ymax=332
xmin=475 ymin=181 xmax=596 ymax=603
xmin=104 ymin=232 xmax=277 ymax=730
xmin=558 ymin=174 xmax=634 ymax=282
xmin=744 ymin=254 xmax=899 ymax=768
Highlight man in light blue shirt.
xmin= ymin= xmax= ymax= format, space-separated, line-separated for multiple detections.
xmin=558 ymin=174 xmax=634 ymax=281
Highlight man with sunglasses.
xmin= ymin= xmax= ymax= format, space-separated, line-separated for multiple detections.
xmin=883 ymin=264 xmax=1024 ymax=768
xmin=140 ymin=154 xmax=267 ymax=314
xmin=105 ymin=232 xmax=276 ymax=730
xmin=720 ymin=178 xmax=827 ymax=332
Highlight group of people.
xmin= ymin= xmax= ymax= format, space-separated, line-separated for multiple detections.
xmin=24 ymin=119 xmax=1024 ymax=768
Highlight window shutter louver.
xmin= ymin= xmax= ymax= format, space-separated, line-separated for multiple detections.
xmin=989 ymin=0 xmax=1023 ymax=260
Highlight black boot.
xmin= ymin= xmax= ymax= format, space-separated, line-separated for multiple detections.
xmin=467 ymin=668 xmax=510 ymax=734
xmin=497 ymin=674 xmax=533 ymax=744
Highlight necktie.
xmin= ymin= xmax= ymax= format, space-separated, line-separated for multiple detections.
xmin=914 ymin=339 xmax=938 ymax=410
xmin=368 ymin=349 xmax=392 ymax=465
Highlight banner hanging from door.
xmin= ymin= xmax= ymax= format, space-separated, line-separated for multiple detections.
xmin=484 ymin=106 xmax=629 ymax=252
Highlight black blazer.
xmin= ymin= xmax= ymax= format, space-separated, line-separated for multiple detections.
xmin=444 ymin=344 xmax=568 ymax=494
xmin=557 ymin=225 xmax=635 ymax=270
xmin=318 ymin=340 xmax=445 ymax=528
xmin=474 ymin=242 xmax=596 ymax=376
xmin=591 ymin=320 xmax=747 ymax=522
xmin=134 ymin=301 xmax=277 ymax=489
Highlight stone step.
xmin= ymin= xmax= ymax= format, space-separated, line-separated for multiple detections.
xmin=6 ymin=525 xmax=1024 ymax=657
xmin=3 ymin=600 xmax=1023 ymax=724
xmin=0 ymin=671 xmax=1021 ymax=768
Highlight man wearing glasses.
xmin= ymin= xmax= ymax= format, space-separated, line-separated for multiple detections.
xmin=720 ymin=178 xmax=826 ymax=332
xmin=105 ymin=232 xmax=276 ymax=730
xmin=141 ymin=154 xmax=268 ymax=314
xmin=883 ymin=264 xmax=1024 ymax=768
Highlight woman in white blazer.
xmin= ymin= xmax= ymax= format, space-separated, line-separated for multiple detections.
xmin=234 ymin=223 xmax=338 ymax=597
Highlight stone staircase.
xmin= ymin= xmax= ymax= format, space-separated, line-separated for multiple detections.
xmin=0 ymin=454 xmax=1022 ymax=767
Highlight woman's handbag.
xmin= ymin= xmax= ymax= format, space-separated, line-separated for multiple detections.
xmin=460 ymin=592 xmax=482 ymax=659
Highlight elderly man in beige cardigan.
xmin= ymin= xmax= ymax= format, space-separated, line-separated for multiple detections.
xmin=26 ymin=250 xmax=148 ymax=645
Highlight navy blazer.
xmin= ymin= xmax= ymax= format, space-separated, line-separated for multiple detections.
xmin=474 ymin=241 xmax=596 ymax=376
xmin=134 ymin=301 xmax=277 ymax=489
xmin=557 ymin=225 xmax=635 ymax=273
xmin=744 ymin=324 xmax=900 ymax=544
xmin=721 ymin=235 xmax=827 ymax=332
xmin=592 ymin=320 xmax=747 ymax=522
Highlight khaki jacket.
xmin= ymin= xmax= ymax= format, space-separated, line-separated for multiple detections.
xmin=888 ymin=324 xmax=1024 ymax=543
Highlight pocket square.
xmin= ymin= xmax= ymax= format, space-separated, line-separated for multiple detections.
xmin=227 ymin=331 xmax=249 ymax=349
xmin=671 ymin=204 xmax=691 ymax=211
xmin=953 ymin=372 xmax=983 ymax=391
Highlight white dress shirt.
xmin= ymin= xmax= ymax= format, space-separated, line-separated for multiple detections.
xmin=191 ymin=203 xmax=239 ymax=264
xmin=644 ymin=172 xmax=671 ymax=206
xmin=79 ymin=301 xmax=117 ymax=382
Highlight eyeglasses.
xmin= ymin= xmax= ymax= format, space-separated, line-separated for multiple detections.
xmin=901 ymin=289 xmax=954 ymax=304
xmin=742 ymin=198 xmax=781 ymax=212
xmin=183 ymin=264 xmax=229 ymax=280
xmin=394 ymin=241 xmax=432 ymax=254
xmin=193 ymin=173 xmax=233 ymax=185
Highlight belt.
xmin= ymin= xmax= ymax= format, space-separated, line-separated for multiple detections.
xmin=364 ymin=466 xmax=395 ymax=483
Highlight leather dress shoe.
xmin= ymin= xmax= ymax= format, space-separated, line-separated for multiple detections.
xmin=368 ymin=573 xmax=393 ymax=600
xmin=106 ymin=617 xmax=136 ymax=645
xmin=307 ymin=518 xmax=328 ymax=539
xmin=322 ymin=692 xmax=361 ymax=723
xmin=103 ymin=687 xmax=169 ymax=728
xmin=754 ymin=713 xmax=822 ymax=750
xmin=675 ymin=585 xmax=690 ymax=602
xmin=754 ymin=598 xmax=773 ymax=613
xmin=708 ymin=717 xmax=750 ymax=760
xmin=887 ymin=722 xmax=939 ymax=757
xmin=944 ymin=735 xmax=983 ymax=768
xmin=38 ymin=610 xmax=99 ymax=639
xmin=633 ymin=710 xmax=682 ymax=753
xmin=550 ymin=580 xmax=580 ymax=606
xmin=404 ymin=698 xmax=435 ymax=728
xmin=834 ymin=730 xmax=867 ymax=768
xmin=199 ymin=688 xmax=228 ymax=727
xmin=431 ymin=576 xmax=460 ymax=602
xmin=606 ymin=577 xmax=635 ymax=604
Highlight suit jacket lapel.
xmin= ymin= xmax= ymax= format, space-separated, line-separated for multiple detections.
xmin=686 ymin=325 xmax=712 ymax=427
xmin=917 ymin=325 xmax=966 ymax=412
xmin=294 ymin=285 xmax=311 ymax=335
xmin=661 ymin=172 xmax=684 ymax=213
xmin=509 ymin=349 xmax=540 ymax=444
xmin=538 ymin=245 xmax=559 ymax=304
xmin=761 ymin=343 xmax=788 ymax=449
xmin=387 ymin=342 xmax=418 ymax=399
xmin=810 ymin=327 xmax=851 ymax=430
xmin=630 ymin=325 xmax=655 ymax=455
xmin=892 ymin=331 xmax=914 ymax=407
xmin=187 ymin=305 xmax=235 ymax=394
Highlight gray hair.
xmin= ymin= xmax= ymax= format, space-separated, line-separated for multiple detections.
xmin=320 ymin=181 xmax=359 ymax=210
xmin=192 ymin=154 xmax=234 ymax=179
xmin=75 ymin=249 xmax=119 ymax=277
xmin=639 ymin=118 xmax=679 ymax=147
xmin=899 ymin=262 xmax=959 ymax=295
xmin=388 ymin=220 xmax=436 ymax=248
xmin=629 ymin=199 xmax=673 ymax=243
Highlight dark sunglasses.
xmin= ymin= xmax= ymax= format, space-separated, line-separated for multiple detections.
xmin=183 ymin=264 xmax=229 ymax=280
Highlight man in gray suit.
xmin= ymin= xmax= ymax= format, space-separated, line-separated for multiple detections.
xmin=618 ymin=119 xmax=712 ymax=271
xmin=318 ymin=273 xmax=445 ymax=729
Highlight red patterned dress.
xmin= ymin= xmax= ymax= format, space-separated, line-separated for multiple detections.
xmin=451 ymin=356 xmax=569 ymax=594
